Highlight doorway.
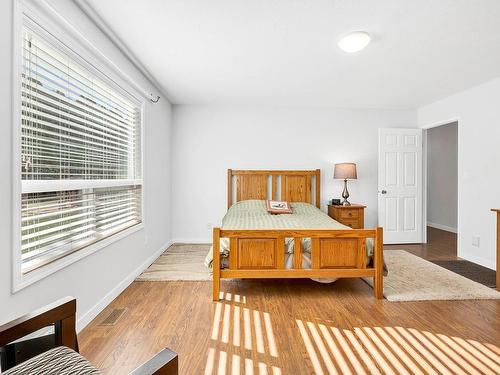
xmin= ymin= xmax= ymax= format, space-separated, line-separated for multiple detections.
xmin=425 ymin=121 xmax=458 ymax=258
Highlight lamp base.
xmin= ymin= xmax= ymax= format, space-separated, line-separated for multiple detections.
xmin=341 ymin=179 xmax=351 ymax=206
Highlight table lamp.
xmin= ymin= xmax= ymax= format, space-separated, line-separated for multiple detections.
xmin=334 ymin=163 xmax=357 ymax=206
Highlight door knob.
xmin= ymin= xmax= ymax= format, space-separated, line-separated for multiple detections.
xmin=381 ymin=190 xmax=387 ymax=194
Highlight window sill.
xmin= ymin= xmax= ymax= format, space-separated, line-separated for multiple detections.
xmin=12 ymin=223 xmax=145 ymax=293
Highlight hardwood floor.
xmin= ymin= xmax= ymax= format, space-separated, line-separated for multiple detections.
xmin=385 ymin=226 xmax=458 ymax=261
xmin=79 ymin=228 xmax=500 ymax=374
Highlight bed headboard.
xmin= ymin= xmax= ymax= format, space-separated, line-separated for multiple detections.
xmin=227 ymin=169 xmax=321 ymax=209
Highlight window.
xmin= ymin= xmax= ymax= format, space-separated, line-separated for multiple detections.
xmin=19 ymin=26 xmax=143 ymax=274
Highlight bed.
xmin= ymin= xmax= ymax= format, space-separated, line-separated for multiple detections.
xmin=210 ymin=169 xmax=384 ymax=300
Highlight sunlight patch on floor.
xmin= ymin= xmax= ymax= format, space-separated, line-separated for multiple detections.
xmin=220 ymin=291 xmax=247 ymax=304
xmin=263 ymin=312 xmax=278 ymax=358
xmin=295 ymin=320 xmax=500 ymax=375
xmin=207 ymin=297 xmax=499 ymax=374
xmin=205 ymin=348 xmax=216 ymax=375
xmin=296 ymin=319 xmax=324 ymax=374
xmin=207 ymin=299 xmax=281 ymax=375
xmin=204 ymin=349 xmax=282 ymax=375
xmin=211 ymin=302 xmax=278 ymax=357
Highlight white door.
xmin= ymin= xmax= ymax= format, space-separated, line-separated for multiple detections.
xmin=378 ymin=128 xmax=423 ymax=244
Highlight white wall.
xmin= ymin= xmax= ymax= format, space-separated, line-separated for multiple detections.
xmin=427 ymin=122 xmax=458 ymax=232
xmin=171 ymin=105 xmax=417 ymax=242
xmin=0 ymin=0 xmax=172 ymax=329
xmin=419 ymin=77 xmax=500 ymax=269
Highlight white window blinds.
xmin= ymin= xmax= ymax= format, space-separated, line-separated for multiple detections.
xmin=20 ymin=27 xmax=143 ymax=273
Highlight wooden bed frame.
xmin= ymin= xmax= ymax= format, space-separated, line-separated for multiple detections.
xmin=213 ymin=169 xmax=383 ymax=300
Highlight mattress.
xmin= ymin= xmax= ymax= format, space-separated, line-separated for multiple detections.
xmin=204 ymin=200 xmax=375 ymax=272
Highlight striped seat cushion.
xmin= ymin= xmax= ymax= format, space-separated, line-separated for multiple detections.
xmin=4 ymin=346 xmax=101 ymax=375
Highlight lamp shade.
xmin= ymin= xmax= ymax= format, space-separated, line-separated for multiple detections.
xmin=334 ymin=163 xmax=357 ymax=180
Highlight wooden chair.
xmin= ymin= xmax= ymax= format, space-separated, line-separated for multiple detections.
xmin=0 ymin=297 xmax=177 ymax=374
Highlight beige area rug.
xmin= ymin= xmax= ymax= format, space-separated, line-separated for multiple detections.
xmin=365 ymin=250 xmax=500 ymax=301
xmin=136 ymin=243 xmax=211 ymax=281
xmin=137 ymin=246 xmax=499 ymax=302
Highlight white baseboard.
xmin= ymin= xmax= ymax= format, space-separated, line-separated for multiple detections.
xmin=458 ymin=252 xmax=496 ymax=270
xmin=171 ymin=238 xmax=211 ymax=244
xmin=427 ymin=222 xmax=457 ymax=233
xmin=76 ymin=239 xmax=173 ymax=332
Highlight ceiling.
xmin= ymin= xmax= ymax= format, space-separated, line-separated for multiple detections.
xmin=85 ymin=0 xmax=500 ymax=109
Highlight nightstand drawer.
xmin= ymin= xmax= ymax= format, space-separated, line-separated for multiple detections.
xmin=339 ymin=209 xmax=359 ymax=219
xmin=341 ymin=219 xmax=360 ymax=229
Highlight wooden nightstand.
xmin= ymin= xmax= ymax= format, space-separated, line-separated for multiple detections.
xmin=328 ymin=204 xmax=366 ymax=229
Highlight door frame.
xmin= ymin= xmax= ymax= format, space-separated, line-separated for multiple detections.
xmin=420 ymin=117 xmax=460 ymax=245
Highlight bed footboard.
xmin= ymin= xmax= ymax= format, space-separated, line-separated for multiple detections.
xmin=212 ymin=227 xmax=383 ymax=300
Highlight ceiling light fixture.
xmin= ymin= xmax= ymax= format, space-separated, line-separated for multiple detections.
xmin=338 ymin=31 xmax=371 ymax=53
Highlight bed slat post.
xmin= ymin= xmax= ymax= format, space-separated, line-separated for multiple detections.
xmin=306 ymin=175 xmax=312 ymax=204
xmin=229 ymin=238 xmax=237 ymax=269
xmin=227 ymin=169 xmax=233 ymax=209
xmin=294 ymin=237 xmax=302 ymax=269
xmin=374 ymin=227 xmax=384 ymax=299
xmin=311 ymin=238 xmax=320 ymax=269
xmin=276 ymin=237 xmax=285 ymax=269
xmin=315 ymin=169 xmax=321 ymax=208
xmin=213 ymin=228 xmax=221 ymax=301
xmin=272 ymin=175 xmax=277 ymax=200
